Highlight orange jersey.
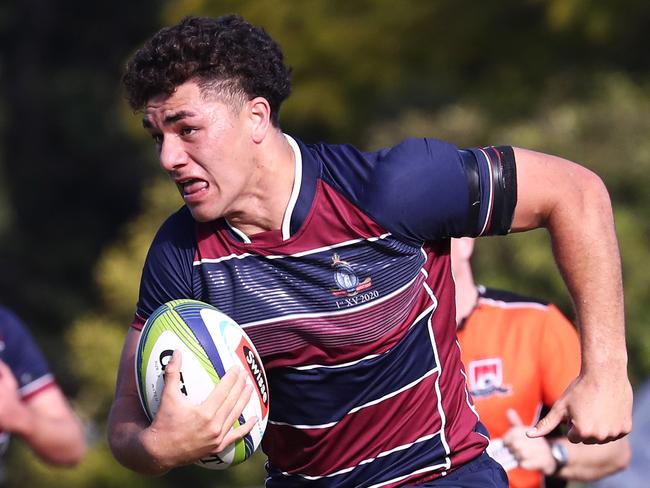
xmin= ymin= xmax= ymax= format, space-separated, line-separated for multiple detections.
xmin=457 ymin=286 xmax=580 ymax=488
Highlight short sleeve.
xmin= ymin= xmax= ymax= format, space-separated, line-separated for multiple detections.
xmin=0 ymin=307 xmax=53 ymax=399
xmin=132 ymin=207 xmax=197 ymax=329
xmin=321 ymin=138 xmax=517 ymax=243
xmin=540 ymin=305 xmax=581 ymax=405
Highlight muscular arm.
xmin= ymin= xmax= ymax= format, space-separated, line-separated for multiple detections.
xmin=107 ymin=328 xmax=256 ymax=475
xmin=511 ymin=148 xmax=632 ymax=442
xmin=0 ymin=362 xmax=86 ymax=466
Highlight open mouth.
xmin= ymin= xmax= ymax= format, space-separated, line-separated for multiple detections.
xmin=179 ymin=178 xmax=208 ymax=197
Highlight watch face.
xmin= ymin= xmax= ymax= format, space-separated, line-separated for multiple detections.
xmin=551 ymin=442 xmax=568 ymax=466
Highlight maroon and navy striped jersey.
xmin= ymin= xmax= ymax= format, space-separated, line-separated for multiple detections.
xmin=132 ymin=136 xmax=517 ymax=487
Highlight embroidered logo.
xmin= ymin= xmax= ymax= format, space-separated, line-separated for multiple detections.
xmin=468 ymin=358 xmax=512 ymax=399
xmin=330 ymin=253 xmax=372 ymax=297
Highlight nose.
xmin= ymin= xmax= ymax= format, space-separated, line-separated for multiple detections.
xmin=159 ymin=136 xmax=187 ymax=172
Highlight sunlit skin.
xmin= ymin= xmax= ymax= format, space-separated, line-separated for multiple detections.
xmin=143 ymin=81 xmax=295 ymax=236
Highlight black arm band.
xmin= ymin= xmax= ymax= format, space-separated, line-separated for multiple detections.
xmin=490 ymin=145 xmax=518 ymax=235
xmin=458 ymin=146 xmax=517 ymax=236
xmin=458 ymin=149 xmax=481 ymax=235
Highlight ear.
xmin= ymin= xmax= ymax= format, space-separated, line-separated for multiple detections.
xmin=247 ymin=97 xmax=272 ymax=144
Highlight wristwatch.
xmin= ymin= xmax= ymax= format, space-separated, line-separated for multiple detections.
xmin=550 ymin=441 xmax=569 ymax=475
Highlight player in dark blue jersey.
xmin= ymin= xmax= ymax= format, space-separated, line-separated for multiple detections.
xmin=0 ymin=306 xmax=86 ymax=480
xmin=107 ymin=15 xmax=631 ymax=488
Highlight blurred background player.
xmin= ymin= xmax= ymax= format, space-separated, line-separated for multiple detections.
xmin=451 ymin=237 xmax=630 ymax=488
xmin=0 ymin=305 xmax=86 ymax=482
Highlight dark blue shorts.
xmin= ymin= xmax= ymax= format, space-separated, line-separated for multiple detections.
xmin=406 ymin=453 xmax=508 ymax=488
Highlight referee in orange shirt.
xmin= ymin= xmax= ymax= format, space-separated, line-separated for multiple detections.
xmin=452 ymin=238 xmax=630 ymax=488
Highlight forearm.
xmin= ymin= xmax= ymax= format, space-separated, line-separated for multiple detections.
xmin=555 ymin=437 xmax=631 ymax=481
xmin=545 ymin=170 xmax=626 ymax=371
xmin=9 ymin=400 xmax=86 ymax=466
xmin=512 ymin=149 xmax=626 ymax=369
xmin=22 ymin=415 xmax=85 ymax=466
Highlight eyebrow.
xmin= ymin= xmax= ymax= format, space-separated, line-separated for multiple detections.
xmin=142 ymin=110 xmax=197 ymax=129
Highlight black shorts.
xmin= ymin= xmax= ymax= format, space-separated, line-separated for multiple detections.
xmin=406 ymin=453 xmax=508 ymax=488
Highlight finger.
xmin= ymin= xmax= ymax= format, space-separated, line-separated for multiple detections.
xmin=507 ymin=408 xmax=524 ymax=427
xmin=211 ymin=384 xmax=254 ymax=451
xmin=204 ymin=366 xmax=244 ymax=411
xmin=215 ymin=414 xmax=259 ymax=453
xmin=528 ymin=404 xmax=565 ymax=438
xmin=221 ymin=384 xmax=253 ymax=430
xmin=213 ymin=371 xmax=249 ymax=424
xmin=566 ymin=423 xmax=588 ymax=444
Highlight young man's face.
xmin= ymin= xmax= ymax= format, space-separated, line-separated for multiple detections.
xmin=143 ymin=81 xmax=255 ymax=222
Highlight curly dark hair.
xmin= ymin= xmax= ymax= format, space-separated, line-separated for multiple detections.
xmin=123 ymin=15 xmax=292 ymax=126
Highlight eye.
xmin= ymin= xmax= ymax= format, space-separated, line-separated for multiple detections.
xmin=180 ymin=127 xmax=196 ymax=137
xmin=151 ymin=133 xmax=163 ymax=145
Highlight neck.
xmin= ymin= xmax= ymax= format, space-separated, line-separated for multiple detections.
xmin=453 ymin=263 xmax=479 ymax=327
xmin=228 ymin=130 xmax=295 ymax=236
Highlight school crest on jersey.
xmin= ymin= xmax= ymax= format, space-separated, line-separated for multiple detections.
xmin=468 ymin=358 xmax=512 ymax=398
xmin=330 ymin=253 xmax=372 ymax=297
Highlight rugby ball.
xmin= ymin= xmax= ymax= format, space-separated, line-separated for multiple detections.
xmin=135 ymin=299 xmax=269 ymax=469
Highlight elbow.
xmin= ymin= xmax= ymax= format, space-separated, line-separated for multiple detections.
xmin=107 ymin=425 xmax=168 ymax=477
xmin=33 ymin=420 xmax=88 ymax=467
xmin=575 ymin=167 xmax=613 ymax=216
xmin=107 ymin=426 xmax=134 ymax=473
xmin=60 ymin=419 xmax=88 ymax=466
xmin=38 ymin=442 xmax=86 ymax=467
xmin=54 ymin=441 xmax=87 ymax=467
xmin=63 ymin=430 xmax=88 ymax=466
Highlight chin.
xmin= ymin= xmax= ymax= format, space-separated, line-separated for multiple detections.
xmin=187 ymin=206 xmax=221 ymax=223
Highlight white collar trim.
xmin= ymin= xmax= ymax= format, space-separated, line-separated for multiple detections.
xmin=226 ymin=133 xmax=301 ymax=243
xmin=281 ymin=134 xmax=302 ymax=241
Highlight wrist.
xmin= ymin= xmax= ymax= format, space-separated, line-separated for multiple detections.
xmin=548 ymin=440 xmax=568 ymax=476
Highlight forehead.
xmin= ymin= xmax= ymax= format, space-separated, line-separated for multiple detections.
xmin=143 ymin=81 xmax=230 ymax=127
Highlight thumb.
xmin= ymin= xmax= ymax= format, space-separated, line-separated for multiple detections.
xmin=506 ymin=408 xmax=524 ymax=427
xmin=527 ymin=402 xmax=565 ymax=438
xmin=162 ymin=349 xmax=183 ymax=394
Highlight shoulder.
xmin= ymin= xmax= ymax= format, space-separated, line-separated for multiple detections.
xmin=0 ymin=306 xmax=31 ymax=343
xmin=309 ymin=137 xmax=459 ymax=186
xmin=307 ymin=138 xmax=470 ymax=241
xmin=144 ymin=206 xmax=198 ymax=266
xmin=152 ymin=206 xmax=197 ymax=246
xmin=477 ymin=287 xmax=576 ymax=336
